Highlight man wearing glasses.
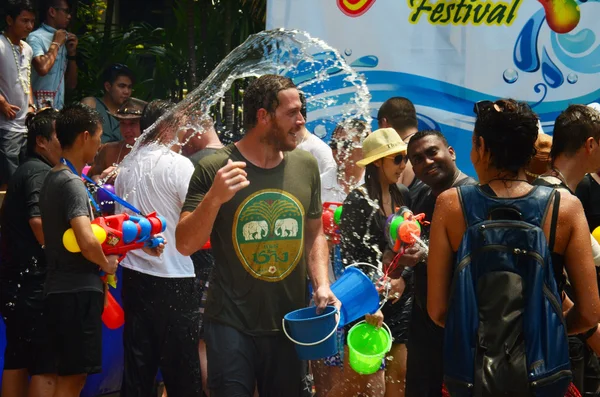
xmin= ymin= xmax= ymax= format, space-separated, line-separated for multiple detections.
xmin=27 ymin=0 xmax=78 ymax=110
xmin=82 ymin=63 xmax=135 ymax=143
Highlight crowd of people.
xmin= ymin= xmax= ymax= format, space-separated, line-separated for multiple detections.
xmin=3 ymin=1 xmax=600 ymax=397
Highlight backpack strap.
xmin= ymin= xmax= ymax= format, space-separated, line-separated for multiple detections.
xmin=547 ymin=190 xmax=561 ymax=251
xmin=457 ymin=184 xmax=556 ymax=228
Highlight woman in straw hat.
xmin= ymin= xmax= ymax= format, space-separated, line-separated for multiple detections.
xmin=325 ymin=128 xmax=423 ymax=397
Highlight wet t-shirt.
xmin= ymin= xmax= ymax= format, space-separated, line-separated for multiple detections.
xmin=40 ymin=168 xmax=103 ymax=295
xmin=182 ymin=144 xmax=322 ymax=335
xmin=411 ymin=173 xmax=477 ymax=309
xmin=0 ymin=155 xmax=52 ymax=280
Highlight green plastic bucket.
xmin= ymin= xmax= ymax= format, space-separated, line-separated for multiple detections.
xmin=347 ymin=321 xmax=392 ymax=375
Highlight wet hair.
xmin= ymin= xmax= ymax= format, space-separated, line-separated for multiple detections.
xmin=56 ymin=102 xmax=102 ymax=149
xmin=407 ymin=130 xmax=449 ymax=154
xmin=551 ymin=104 xmax=600 ymax=159
xmin=299 ymin=91 xmax=307 ymax=121
xmin=6 ymin=0 xmax=35 ymax=20
xmin=42 ymin=0 xmax=69 ymax=21
xmin=364 ymin=164 xmax=406 ymax=210
xmin=243 ymin=75 xmax=297 ymax=130
xmin=101 ymin=63 xmax=135 ymax=90
xmin=473 ymin=99 xmax=539 ymax=175
xmin=140 ymin=99 xmax=176 ymax=144
xmin=377 ymin=97 xmax=418 ymax=132
xmin=26 ymin=108 xmax=59 ymax=156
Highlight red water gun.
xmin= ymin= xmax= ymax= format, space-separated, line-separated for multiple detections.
xmin=63 ymin=212 xmax=167 ymax=261
xmin=62 ymin=212 xmax=166 ymax=329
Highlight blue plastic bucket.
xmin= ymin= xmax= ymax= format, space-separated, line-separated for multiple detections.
xmin=331 ymin=266 xmax=380 ymax=327
xmin=282 ymin=305 xmax=339 ymax=360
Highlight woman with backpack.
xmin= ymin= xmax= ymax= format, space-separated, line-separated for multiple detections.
xmin=324 ymin=128 xmax=424 ymax=397
xmin=426 ymin=99 xmax=600 ymax=397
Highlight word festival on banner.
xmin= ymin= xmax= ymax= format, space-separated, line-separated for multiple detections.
xmin=408 ymin=0 xmax=523 ymax=26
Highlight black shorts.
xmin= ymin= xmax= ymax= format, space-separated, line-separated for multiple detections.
xmin=205 ymin=320 xmax=303 ymax=397
xmin=191 ymin=249 xmax=215 ymax=339
xmin=0 ymin=279 xmax=50 ymax=374
xmin=37 ymin=291 xmax=104 ymax=376
xmin=405 ymin=301 xmax=445 ymax=397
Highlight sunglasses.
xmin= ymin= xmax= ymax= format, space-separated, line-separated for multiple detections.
xmin=53 ymin=6 xmax=71 ymax=14
xmin=385 ymin=153 xmax=406 ymax=165
xmin=473 ymin=100 xmax=495 ymax=115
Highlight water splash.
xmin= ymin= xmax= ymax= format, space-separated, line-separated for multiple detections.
xmin=541 ymin=47 xmax=564 ymax=88
xmin=344 ymin=48 xmax=353 ymax=56
xmin=115 ymin=29 xmax=372 ymax=197
xmin=503 ymin=68 xmax=519 ymax=84
xmin=513 ymin=9 xmax=545 ymax=73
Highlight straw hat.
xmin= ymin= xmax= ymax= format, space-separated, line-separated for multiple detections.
xmin=356 ymin=128 xmax=407 ymax=167
xmin=525 ymin=124 xmax=552 ymax=181
xmin=114 ymin=98 xmax=147 ymax=120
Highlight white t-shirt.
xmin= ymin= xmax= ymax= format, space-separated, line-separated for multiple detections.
xmin=0 ymin=36 xmax=32 ymax=132
xmin=115 ymin=144 xmax=195 ymax=278
xmin=297 ymin=132 xmax=338 ymax=203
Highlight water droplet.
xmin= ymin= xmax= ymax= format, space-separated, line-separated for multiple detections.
xmin=513 ymin=9 xmax=545 ymax=72
xmin=567 ymin=73 xmax=578 ymax=84
xmin=314 ymin=124 xmax=327 ymax=138
xmin=541 ymin=47 xmax=564 ymax=88
xmin=344 ymin=48 xmax=352 ymax=56
xmin=503 ymin=68 xmax=519 ymax=84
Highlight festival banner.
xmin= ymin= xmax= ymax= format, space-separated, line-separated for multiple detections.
xmin=267 ymin=0 xmax=600 ymax=175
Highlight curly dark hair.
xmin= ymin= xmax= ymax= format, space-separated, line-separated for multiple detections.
xmin=243 ymin=75 xmax=297 ymax=130
xmin=473 ymin=99 xmax=539 ymax=175
xmin=551 ymin=104 xmax=600 ymax=159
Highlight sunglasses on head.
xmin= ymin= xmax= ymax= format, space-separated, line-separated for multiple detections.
xmin=385 ymin=153 xmax=406 ymax=165
xmin=473 ymin=100 xmax=495 ymax=115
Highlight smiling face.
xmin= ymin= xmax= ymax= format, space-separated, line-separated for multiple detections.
xmin=375 ymin=152 xmax=407 ymax=185
xmin=265 ymin=88 xmax=305 ymax=152
xmin=409 ymin=135 xmax=457 ymax=189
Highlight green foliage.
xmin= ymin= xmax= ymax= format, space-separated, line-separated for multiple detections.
xmin=69 ymin=0 xmax=266 ymax=106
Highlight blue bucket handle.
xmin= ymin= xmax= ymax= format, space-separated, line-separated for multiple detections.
xmin=282 ymin=309 xmax=341 ymax=347
xmin=349 ymin=320 xmax=393 ymax=354
xmin=347 ymin=262 xmax=391 ymax=312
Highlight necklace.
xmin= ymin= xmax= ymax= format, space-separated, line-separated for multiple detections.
xmin=3 ymin=32 xmax=30 ymax=95
xmin=551 ymin=167 xmax=573 ymax=193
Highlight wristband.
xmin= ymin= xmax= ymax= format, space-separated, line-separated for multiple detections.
xmin=580 ymin=324 xmax=598 ymax=341
xmin=50 ymin=41 xmax=60 ymax=48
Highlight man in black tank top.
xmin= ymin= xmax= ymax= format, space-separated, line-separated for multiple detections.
xmin=405 ymin=130 xmax=477 ymax=397
xmin=533 ymin=104 xmax=600 ymax=395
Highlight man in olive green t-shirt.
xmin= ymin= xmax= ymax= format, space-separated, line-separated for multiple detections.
xmin=176 ymin=75 xmax=340 ymax=397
